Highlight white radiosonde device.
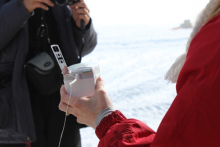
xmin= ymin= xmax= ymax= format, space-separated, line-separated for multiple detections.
xmin=51 ymin=44 xmax=101 ymax=97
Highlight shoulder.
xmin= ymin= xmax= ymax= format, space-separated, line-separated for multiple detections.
xmin=187 ymin=13 xmax=220 ymax=62
xmin=177 ymin=13 xmax=220 ymax=91
xmin=203 ymin=14 xmax=220 ymax=28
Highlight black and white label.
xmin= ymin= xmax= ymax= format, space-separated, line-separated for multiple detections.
xmin=51 ymin=44 xmax=67 ymax=70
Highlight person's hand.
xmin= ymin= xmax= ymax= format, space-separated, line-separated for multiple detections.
xmin=22 ymin=0 xmax=54 ymax=13
xmin=69 ymin=0 xmax=90 ymax=28
xmin=61 ymin=66 xmax=69 ymax=75
xmin=59 ymin=77 xmax=113 ymax=129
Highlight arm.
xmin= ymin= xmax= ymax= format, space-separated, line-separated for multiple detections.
xmin=0 ymin=0 xmax=54 ymax=51
xmin=96 ymin=14 xmax=220 ymax=146
xmin=59 ymin=14 xmax=220 ymax=147
xmin=59 ymin=77 xmax=156 ymax=146
xmin=0 ymin=0 xmax=30 ymax=51
xmin=69 ymin=0 xmax=97 ymax=57
xmin=71 ymin=19 xmax=97 ymax=57
xmin=96 ymin=111 xmax=156 ymax=147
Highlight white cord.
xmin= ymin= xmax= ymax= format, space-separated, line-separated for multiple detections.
xmin=58 ymin=86 xmax=72 ymax=147
xmin=58 ymin=74 xmax=79 ymax=147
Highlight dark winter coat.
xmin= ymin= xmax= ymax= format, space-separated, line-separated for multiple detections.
xmin=0 ymin=0 xmax=97 ymax=143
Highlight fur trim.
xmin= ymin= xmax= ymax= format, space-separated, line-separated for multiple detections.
xmin=165 ymin=0 xmax=218 ymax=83
xmin=165 ymin=53 xmax=186 ymax=83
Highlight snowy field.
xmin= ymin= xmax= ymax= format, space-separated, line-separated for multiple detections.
xmin=80 ymin=25 xmax=192 ymax=147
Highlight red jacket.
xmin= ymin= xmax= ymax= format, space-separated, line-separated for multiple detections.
xmin=95 ymin=14 xmax=220 ymax=147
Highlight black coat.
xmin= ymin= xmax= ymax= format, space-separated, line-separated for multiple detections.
xmin=0 ymin=0 xmax=97 ymax=143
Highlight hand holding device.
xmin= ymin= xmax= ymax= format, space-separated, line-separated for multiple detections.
xmin=59 ymin=77 xmax=113 ymax=129
xmin=63 ymin=62 xmax=101 ymax=97
xmin=51 ymin=44 xmax=100 ymax=97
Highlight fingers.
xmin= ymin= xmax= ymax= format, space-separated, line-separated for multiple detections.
xmin=34 ymin=0 xmax=54 ymax=11
xmin=59 ymin=77 xmax=111 ymax=128
xmin=37 ymin=0 xmax=54 ymax=7
xmin=73 ymin=8 xmax=90 ymax=16
xmin=23 ymin=0 xmax=54 ymax=13
xmin=60 ymin=85 xmax=75 ymax=105
xmin=60 ymin=85 xmax=89 ymax=109
xmin=60 ymin=85 xmax=66 ymax=98
xmin=59 ymin=101 xmax=68 ymax=113
xmin=70 ymin=2 xmax=89 ymax=12
xmin=62 ymin=66 xmax=69 ymax=74
xmin=73 ymin=8 xmax=90 ymax=24
xmin=69 ymin=1 xmax=90 ymax=27
xmin=34 ymin=2 xmax=49 ymax=11
xmin=59 ymin=101 xmax=74 ymax=114
xmin=59 ymin=101 xmax=77 ymax=117
xmin=59 ymin=87 xmax=77 ymax=116
xmin=95 ymin=77 xmax=105 ymax=91
xmin=78 ymin=14 xmax=90 ymax=25
xmin=59 ymin=97 xmax=86 ymax=117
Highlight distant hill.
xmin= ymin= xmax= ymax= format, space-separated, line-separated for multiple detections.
xmin=172 ymin=20 xmax=193 ymax=30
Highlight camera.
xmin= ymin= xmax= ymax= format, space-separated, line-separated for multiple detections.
xmin=51 ymin=0 xmax=78 ymax=6
xmin=63 ymin=63 xmax=101 ymax=97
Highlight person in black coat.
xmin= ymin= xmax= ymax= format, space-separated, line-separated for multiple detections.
xmin=0 ymin=0 xmax=97 ymax=146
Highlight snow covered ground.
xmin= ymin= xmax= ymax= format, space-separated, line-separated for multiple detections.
xmin=80 ymin=25 xmax=192 ymax=147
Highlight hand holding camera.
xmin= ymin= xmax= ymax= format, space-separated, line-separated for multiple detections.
xmin=51 ymin=0 xmax=90 ymax=29
xmin=69 ymin=0 xmax=91 ymax=28
xmin=23 ymin=0 xmax=54 ymax=13
xmin=23 ymin=0 xmax=90 ymax=29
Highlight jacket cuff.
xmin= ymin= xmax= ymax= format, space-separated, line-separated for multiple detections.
xmin=94 ymin=107 xmax=115 ymax=128
xmin=95 ymin=110 xmax=127 ymax=140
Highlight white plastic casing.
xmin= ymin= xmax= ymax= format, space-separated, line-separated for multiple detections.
xmin=63 ymin=63 xmax=101 ymax=97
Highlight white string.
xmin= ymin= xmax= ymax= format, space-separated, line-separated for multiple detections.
xmin=58 ymin=85 xmax=72 ymax=147
xmin=58 ymin=74 xmax=79 ymax=147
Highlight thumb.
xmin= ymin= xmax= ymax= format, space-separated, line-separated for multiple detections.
xmin=95 ymin=77 xmax=104 ymax=91
xmin=62 ymin=66 xmax=69 ymax=75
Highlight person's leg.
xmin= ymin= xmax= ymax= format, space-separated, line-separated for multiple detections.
xmin=46 ymin=90 xmax=81 ymax=147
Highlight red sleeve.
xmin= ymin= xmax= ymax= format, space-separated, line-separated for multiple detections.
xmin=95 ymin=111 xmax=156 ymax=147
xmin=96 ymin=14 xmax=220 ymax=147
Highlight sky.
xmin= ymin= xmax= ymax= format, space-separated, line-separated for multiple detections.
xmin=86 ymin=0 xmax=210 ymax=26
